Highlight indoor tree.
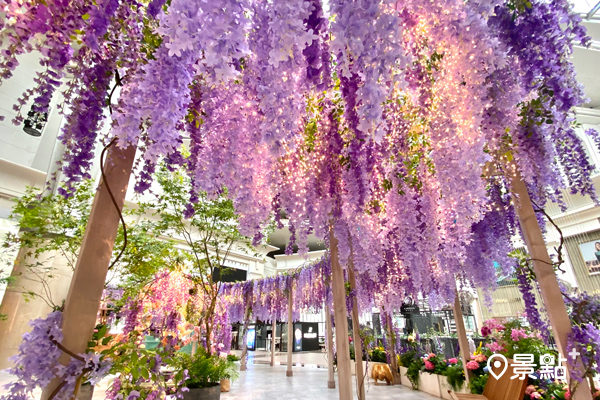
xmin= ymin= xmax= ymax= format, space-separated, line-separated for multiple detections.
xmin=136 ymin=163 xmax=255 ymax=354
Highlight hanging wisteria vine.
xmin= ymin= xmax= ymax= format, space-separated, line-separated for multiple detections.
xmin=0 ymin=0 xmax=596 ymax=320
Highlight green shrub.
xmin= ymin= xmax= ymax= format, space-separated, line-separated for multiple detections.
xmin=406 ymin=357 xmax=424 ymax=390
xmin=370 ymin=348 xmax=388 ymax=363
xmin=444 ymin=363 xmax=465 ymax=391
xmin=399 ymin=350 xmax=417 ymax=368
xmin=468 ymin=373 xmax=488 ymax=394
xmin=175 ymin=350 xmax=238 ymax=389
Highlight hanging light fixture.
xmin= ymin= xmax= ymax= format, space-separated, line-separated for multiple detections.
xmin=22 ymin=106 xmax=49 ymax=137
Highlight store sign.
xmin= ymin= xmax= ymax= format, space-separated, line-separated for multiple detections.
xmin=303 ymin=327 xmax=317 ymax=339
xmin=301 ymin=323 xmax=320 ymax=352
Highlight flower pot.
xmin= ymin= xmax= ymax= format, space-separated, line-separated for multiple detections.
xmin=350 ymin=360 xmax=356 ymax=376
xmin=419 ymin=371 xmax=441 ymax=397
xmin=439 ymin=375 xmax=468 ymax=399
xmin=220 ymin=379 xmax=230 ymax=393
xmin=77 ymin=384 xmax=94 ymax=400
xmin=183 ymin=384 xmax=221 ymax=400
xmin=399 ymin=366 xmax=411 ymax=388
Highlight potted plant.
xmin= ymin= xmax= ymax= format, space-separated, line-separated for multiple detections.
xmin=176 ymin=350 xmax=238 ymax=400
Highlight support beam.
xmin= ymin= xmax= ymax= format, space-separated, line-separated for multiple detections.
xmin=270 ymin=319 xmax=276 ymax=367
xmin=42 ymin=142 xmax=137 ymax=400
xmin=348 ymin=265 xmax=365 ymax=400
xmin=240 ymin=301 xmax=252 ymax=371
xmin=330 ymin=229 xmax=353 ymax=400
xmin=325 ymin=304 xmax=336 ymax=389
xmin=452 ymin=292 xmax=472 ymax=385
xmin=385 ymin=311 xmax=401 ymax=385
xmin=509 ymin=170 xmax=591 ymax=400
xmin=286 ymin=288 xmax=293 ymax=377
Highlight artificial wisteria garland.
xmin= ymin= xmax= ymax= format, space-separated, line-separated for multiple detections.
xmin=0 ymin=0 xmax=597 ymax=313
xmin=220 ymin=255 xmax=332 ymax=324
xmin=1 ymin=312 xmax=111 ymax=400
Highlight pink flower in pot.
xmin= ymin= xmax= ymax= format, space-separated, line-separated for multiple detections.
xmin=466 ymin=361 xmax=480 ymax=370
xmin=425 ymin=360 xmax=435 ymax=370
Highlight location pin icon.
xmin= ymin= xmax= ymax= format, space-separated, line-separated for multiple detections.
xmin=487 ymin=354 xmax=509 ymax=380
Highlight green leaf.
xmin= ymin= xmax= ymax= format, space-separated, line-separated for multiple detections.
xmin=140 ymin=367 xmax=150 ymax=380
xmin=82 ymin=13 xmax=90 ymax=20
xmin=97 ymin=324 xmax=108 ymax=338
xmin=102 ymin=336 xmax=112 ymax=345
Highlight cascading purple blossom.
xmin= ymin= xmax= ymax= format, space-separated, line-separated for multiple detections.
xmin=1 ymin=311 xmax=111 ymax=400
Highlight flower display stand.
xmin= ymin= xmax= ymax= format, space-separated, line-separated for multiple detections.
xmin=419 ymin=372 xmax=442 ymax=397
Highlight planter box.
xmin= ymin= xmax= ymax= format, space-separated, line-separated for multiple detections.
xmin=399 ymin=366 xmax=411 ymax=388
xmin=419 ymin=372 xmax=442 ymax=398
xmin=439 ymin=375 xmax=468 ymax=400
xmin=182 ymin=385 xmax=221 ymax=400
xmin=350 ymin=360 xmax=356 ymax=376
xmin=220 ymin=379 xmax=230 ymax=393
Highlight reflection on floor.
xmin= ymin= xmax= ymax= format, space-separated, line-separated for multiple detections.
xmin=0 ymin=350 xmax=439 ymax=400
xmin=223 ymin=363 xmax=439 ymax=400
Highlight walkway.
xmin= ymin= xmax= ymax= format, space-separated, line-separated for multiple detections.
xmin=223 ymin=363 xmax=439 ymax=400
xmin=0 ymin=351 xmax=440 ymax=400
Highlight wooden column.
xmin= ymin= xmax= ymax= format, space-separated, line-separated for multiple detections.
xmin=509 ymin=170 xmax=591 ymax=400
xmin=240 ymin=301 xmax=252 ymax=371
xmin=452 ymin=292 xmax=472 ymax=385
xmin=42 ymin=143 xmax=137 ymax=400
xmin=286 ymin=288 xmax=294 ymax=377
xmin=348 ymin=266 xmax=365 ymax=400
xmin=385 ymin=311 xmax=401 ymax=385
xmin=270 ymin=319 xmax=276 ymax=367
xmin=330 ymin=229 xmax=353 ymax=400
xmin=325 ymin=304 xmax=336 ymax=389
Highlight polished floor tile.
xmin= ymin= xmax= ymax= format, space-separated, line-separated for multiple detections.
xmin=223 ymin=363 xmax=439 ymax=400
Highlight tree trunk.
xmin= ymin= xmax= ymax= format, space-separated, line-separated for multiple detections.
xmin=240 ymin=301 xmax=252 ymax=371
xmin=41 ymin=142 xmax=137 ymax=400
xmin=348 ymin=265 xmax=365 ymax=400
xmin=385 ymin=311 xmax=400 ymax=385
xmin=508 ymin=170 xmax=591 ymax=400
xmin=330 ymin=229 xmax=352 ymax=400
xmin=325 ymin=304 xmax=336 ymax=389
xmin=453 ymin=292 xmax=473 ymax=385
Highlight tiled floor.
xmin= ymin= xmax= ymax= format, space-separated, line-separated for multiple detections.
xmin=222 ymin=363 xmax=438 ymax=400
xmin=0 ymin=351 xmax=439 ymax=400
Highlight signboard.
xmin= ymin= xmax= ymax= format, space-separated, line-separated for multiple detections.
xmin=247 ymin=327 xmax=256 ymax=351
xmin=294 ymin=323 xmax=303 ymax=352
xmin=301 ymin=323 xmax=320 ymax=351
